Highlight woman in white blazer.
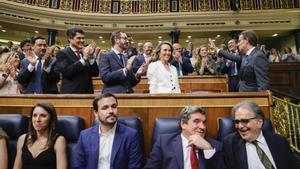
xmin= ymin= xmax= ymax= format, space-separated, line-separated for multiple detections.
xmin=147 ymin=41 xmax=181 ymax=93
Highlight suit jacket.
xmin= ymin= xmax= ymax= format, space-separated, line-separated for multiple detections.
xmin=144 ymin=133 xmax=226 ymax=169
xmin=223 ymin=130 xmax=299 ymax=169
xmin=218 ymin=47 xmax=269 ymax=92
xmin=73 ymin=123 xmax=143 ymax=169
xmin=99 ymin=50 xmax=140 ymax=93
xmin=17 ymin=57 xmax=59 ymax=94
xmin=170 ymin=57 xmax=194 ymax=76
xmin=147 ymin=61 xmax=181 ymax=93
xmin=55 ymin=47 xmax=99 ymax=94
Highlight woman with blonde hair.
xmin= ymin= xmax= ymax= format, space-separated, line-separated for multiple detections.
xmin=0 ymin=128 xmax=8 ymax=169
xmin=48 ymin=45 xmax=60 ymax=58
xmin=147 ymin=41 xmax=180 ymax=93
xmin=193 ymin=45 xmax=217 ymax=75
xmin=0 ymin=52 xmax=21 ymax=94
xmin=13 ymin=102 xmax=67 ymax=169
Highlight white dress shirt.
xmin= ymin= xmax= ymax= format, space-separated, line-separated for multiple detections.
xmin=27 ymin=55 xmax=51 ymax=73
xmin=147 ymin=60 xmax=181 ymax=93
xmin=97 ymin=123 xmax=117 ymax=169
xmin=181 ymin=134 xmax=216 ymax=169
xmin=246 ymin=131 xmax=277 ymax=169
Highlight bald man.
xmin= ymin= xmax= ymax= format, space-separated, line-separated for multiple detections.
xmin=132 ymin=42 xmax=153 ymax=76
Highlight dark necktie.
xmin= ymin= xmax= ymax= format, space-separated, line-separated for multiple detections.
xmin=75 ymin=50 xmax=81 ymax=59
xmin=190 ymin=145 xmax=199 ymax=169
xmin=34 ymin=57 xmax=42 ymax=94
xmin=118 ymin=53 xmax=124 ymax=67
xmin=252 ymin=140 xmax=275 ymax=169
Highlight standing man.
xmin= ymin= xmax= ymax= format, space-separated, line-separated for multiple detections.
xmin=55 ymin=27 xmax=99 ymax=94
xmin=132 ymin=42 xmax=153 ymax=76
xmin=209 ymin=30 xmax=269 ymax=92
xmin=220 ymin=39 xmax=240 ymax=92
xmin=17 ymin=35 xmax=60 ymax=94
xmin=99 ymin=31 xmax=144 ymax=93
xmin=144 ymin=106 xmax=225 ymax=169
xmin=74 ymin=93 xmax=143 ymax=169
xmin=171 ymin=43 xmax=194 ymax=76
xmin=223 ymin=101 xmax=299 ymax=169
xmin=183 ymin=42 xmax=194 ymax=58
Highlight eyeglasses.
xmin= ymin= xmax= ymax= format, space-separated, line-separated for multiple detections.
xmin=233 ymin=117 xmax=257 ymax=126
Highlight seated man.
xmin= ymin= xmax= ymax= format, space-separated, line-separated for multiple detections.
xmin=223 ymin=101 xmax=299 ymax=169
xmin=74 ymin=93 xmax=143 ymax=169
xmin=144 ymin=106 xmax=225 ymax=169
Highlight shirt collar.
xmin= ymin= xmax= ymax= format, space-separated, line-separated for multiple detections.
xmin=256 ymin=131 xmax=266 ymax=145
xmin=70 ymin=45 xmax=80 ymax=53
xmin=98 ymin=122 xmax=117 ymax=136
xmin=246 ymin=47 xmax=256 ymax=56
xmin=112 ymin=48 xmax=121 ymax=55
xmin=181 ymin=133 xmax=190 ymax=149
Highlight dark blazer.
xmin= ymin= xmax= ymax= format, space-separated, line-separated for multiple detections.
xmin=99 ymin=50 xmax=140 ymax=93
xmin=144 ymin=133 xmax=226 ymax=169
xmin=170 ymin=57 xmax=194 ymax=75
xmin=17 ymin=57 xmax=59 ymax=94
xmin=218 ymin=47 xmax=269 ymax=92
xmin=73 ymin=123 xmax=143 ymax=169
xmin=55 ymin=47 xmax=99 ymax=94
xmin=223 ymin=130 xmax=299 ymax=169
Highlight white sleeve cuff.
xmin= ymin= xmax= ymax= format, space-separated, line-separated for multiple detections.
xmin=203 ymin=148 xmax=216 ymax=159
xmin=27 ymin=64 xmax=35 ymax=72
xmin=80 ymin=59 xmax=86 ymax=66
xmin=43 ymin=65 xmax=51 ymax=73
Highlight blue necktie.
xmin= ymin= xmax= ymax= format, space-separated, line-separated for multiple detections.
xmin=118 ymin=53 xmax=124 ymax=67
xmin=34 ymin=57 xmax=42 ymax=94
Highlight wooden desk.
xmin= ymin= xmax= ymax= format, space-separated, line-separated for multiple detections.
xmin=0 ymin=92 xmax=272 ymax=156
xmin=270 ymin=62 xmax=300 ymax=89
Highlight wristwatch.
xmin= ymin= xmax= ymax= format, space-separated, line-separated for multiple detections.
xmin=2 ymin=73 xmax=8 ymax=78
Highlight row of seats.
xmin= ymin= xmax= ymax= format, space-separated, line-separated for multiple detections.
xmin=0 ymin=114 xmax=273 ymax=169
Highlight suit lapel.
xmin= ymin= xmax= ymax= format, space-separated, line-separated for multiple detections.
xmin=91 ymin=125 xmax=100 ymax=168
xmin=173 ymin=135 xmax=184 ymax=169
xmin=111 ymin=123 xmax=123 ymax=165
xmin=111 ymin=51 xmax=124 ymax=67
xmin=67 ymin=47 xmax=80 ymax=60
xmin=263 ymin=131 xmax=281 ymax=169
xmin=198 ymin=150 xmax=206 ymax=169
xmin=236 ymin=138 xmax=248 ymax=169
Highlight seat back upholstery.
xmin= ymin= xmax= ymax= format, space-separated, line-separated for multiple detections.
xmin=0 ymin=114 xmax=29 ymax=169
xmin=57 ymin=116 xmax=85 ymax=169
xmin=151 ymin=118 xmax=179 ymax=146
xmin=217 ymin=115 xmax=273 ymax=141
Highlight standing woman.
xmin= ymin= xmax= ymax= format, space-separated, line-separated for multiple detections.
xmin=0 ymin=128 xmax=8 ymax=169
xmin=13 ymin=102 xmax=67 ymax=169
xmin=147 ymin=41 xmax=181 ymax=93
xmin=193 ymin=45 xmax=217 ymax=75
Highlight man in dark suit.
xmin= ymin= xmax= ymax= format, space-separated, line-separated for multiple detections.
xmin=17 ymin=36 xmax=60 ymax=94
xmin=209 ymin=30 xmax=269 ymax=92
xmin=144 ymin=106 xmax=225 ymax=169
xmin=55 ymin=27 xmax=99 ymax=94
xmin=99 ymin=31 xmax=145 ymax=93
xmin=132 ymin=42 xmax=153 ymax=76
xmin=74 ymin=93 xmax=143 ymax=169
xmin=170 ymin=43 xmax=194 ymax=76
xmin=220 ymin=39 xmax=240 ymax=92
xmin=223 ymin=101 xmax=299 ymax=169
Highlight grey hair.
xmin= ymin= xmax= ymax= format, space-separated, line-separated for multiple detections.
xmin=232 ymin=101 xmax=265 ymax=120
xmin=180 ymin=106 xmax=206 ymax=124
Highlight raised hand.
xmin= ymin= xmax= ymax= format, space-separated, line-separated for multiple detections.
xmin=208 ymin=38 xmax=218 ymax=52
xmin=126 ymin=55 xmax=136 ymax=71
xmin=83 ymin=42 xmax=96 ymax=60
xmin=135 ymin=63 xmax=147 ymax=77
xmin=188 ymin=134 xmax=212 ymax=150
xmin=25 ymin=50 xmax=37 ymax=66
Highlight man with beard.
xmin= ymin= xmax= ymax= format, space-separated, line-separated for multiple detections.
xmin=17 ymin=35 xmax=60 ymax=93
xmin=55 ymin=27 xmax=99 ymax=93
xmin=74 ymin=93 xmax=143 ymax=169
xmin=223 ymin=101 xmax=299 ymax=169
xmin=144 ymin=106 xmax=225 ymax=169
xmin=99 ymin=31 xmax=145 ymax=93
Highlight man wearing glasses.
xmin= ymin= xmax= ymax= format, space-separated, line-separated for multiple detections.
xmin=99 ymin=31 xmax=145 ymax=93
xmin=223 ymin=101 xmax=299 ymax=169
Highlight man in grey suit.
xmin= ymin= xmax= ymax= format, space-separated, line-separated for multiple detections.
xmin=209 ymin=30 xmax=269 ymax=92
xmin=99 ymin=31 xmax=145 ymax=93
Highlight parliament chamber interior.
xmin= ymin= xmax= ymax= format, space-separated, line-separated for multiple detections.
xmin=0 ymin=0 xmax=300 ymax=169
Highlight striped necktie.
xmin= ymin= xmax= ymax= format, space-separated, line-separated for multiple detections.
xmin=252 ymin=140 xmax=275 ymax=169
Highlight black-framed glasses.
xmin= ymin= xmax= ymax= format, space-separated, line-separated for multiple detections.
xmin=233 ymin=117 xmax=257 ymax=125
